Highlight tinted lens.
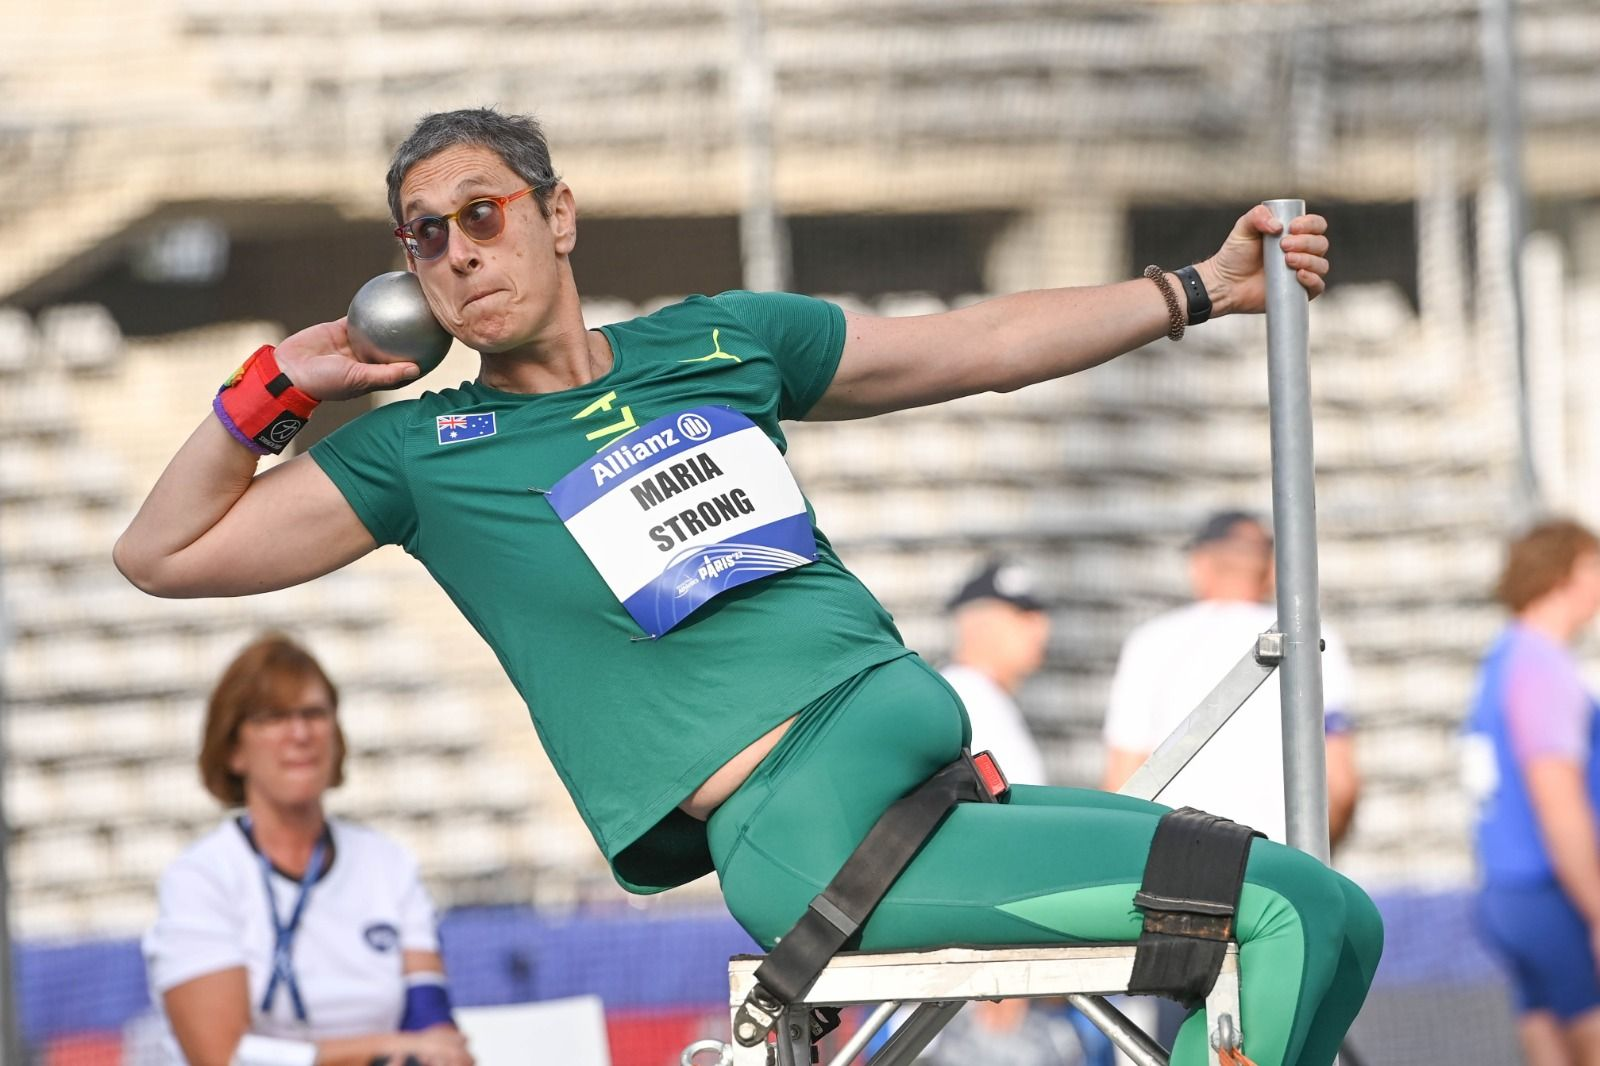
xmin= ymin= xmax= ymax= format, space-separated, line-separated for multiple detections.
xmin=458 ymin=198 xmax=505 ymax=241
xmin=408 ymin=216 xmax=450 ymax=259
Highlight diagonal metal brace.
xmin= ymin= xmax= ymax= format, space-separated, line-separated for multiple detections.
xmin=1118 ymin=634 xmax=1280 ymax=803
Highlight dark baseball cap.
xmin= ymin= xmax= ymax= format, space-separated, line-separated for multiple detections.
xmin=946 ymin=559 xmax=1046 ymax=612
xmin=1186 ymin=509 xmax=1272 ymax=550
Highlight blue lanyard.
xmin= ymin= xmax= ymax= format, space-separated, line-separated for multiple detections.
xmin=241 ymin=817 xmax=329 ymax=1025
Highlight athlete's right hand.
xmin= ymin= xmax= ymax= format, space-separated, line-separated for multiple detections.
xmin=273 ymin=317 xmax=422 ymax=401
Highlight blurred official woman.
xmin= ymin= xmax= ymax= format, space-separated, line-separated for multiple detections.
xmin=1467 ymin=520 xmax=1600 ymax=1066
xmin=142 ymin=634 xmax=473 ymax=1066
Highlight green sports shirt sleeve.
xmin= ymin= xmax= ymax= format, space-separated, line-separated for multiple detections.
xmin=708 ymin=291 xmax=846 ymax=419
xmin=308 ymin=399 xmax=420 ymax=549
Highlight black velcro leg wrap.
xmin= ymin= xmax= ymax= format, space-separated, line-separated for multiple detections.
xmin=1128 ymin=807 xmax=1262 ymax=1007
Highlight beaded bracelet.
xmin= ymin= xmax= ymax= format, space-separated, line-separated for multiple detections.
xmin=1143 ymin=265 xmax=1186 ymax=342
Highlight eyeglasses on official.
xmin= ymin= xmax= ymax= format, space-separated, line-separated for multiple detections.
xmin=243 ymin=704 xmax=335 ymax=730
xmin=394 ymin=187 xmax=540 ymax=261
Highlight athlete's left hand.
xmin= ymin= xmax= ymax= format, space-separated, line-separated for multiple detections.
xmin=1193 ymin=206 xmax=1330 ymax=317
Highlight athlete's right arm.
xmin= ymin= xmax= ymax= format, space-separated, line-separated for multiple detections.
xmin=114 ymin=319 xmax=420 ymax=598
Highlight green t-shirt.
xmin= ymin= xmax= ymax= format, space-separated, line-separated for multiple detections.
xmin=310 ymin=291 xmax=909 ymax=892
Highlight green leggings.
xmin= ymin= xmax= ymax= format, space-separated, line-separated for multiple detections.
xmin=707 ymin=655 xmax=1383 ymax=1066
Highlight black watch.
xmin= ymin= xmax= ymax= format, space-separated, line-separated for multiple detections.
xmin=1175 ymin=265 xmax=1212 ymax=326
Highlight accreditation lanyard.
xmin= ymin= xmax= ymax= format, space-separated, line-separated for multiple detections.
xmin=241 ymin=817 xmax=329 ymax=1025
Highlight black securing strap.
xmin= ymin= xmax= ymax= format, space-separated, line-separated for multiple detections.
xmin=1128 ymin=806 xmax=1261 ymax=1007
xmin=734 ymin=751 xmax=1002 ymax=1047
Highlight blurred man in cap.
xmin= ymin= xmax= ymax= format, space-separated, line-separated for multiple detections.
xmin=1100 ymin=510 xmax=1360 ymax=846
xmin=943 ymin=559 xmax=1052 ymax=785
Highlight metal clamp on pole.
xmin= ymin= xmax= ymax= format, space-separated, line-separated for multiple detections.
xmin=1253 ymin=631 xmax=1284 ymax=666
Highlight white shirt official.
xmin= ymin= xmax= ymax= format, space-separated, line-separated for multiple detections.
xmin=143 ymin=817 xmax=439 ymax=1063
xmin=1103 ymin=600 xmax=1354 ymax=842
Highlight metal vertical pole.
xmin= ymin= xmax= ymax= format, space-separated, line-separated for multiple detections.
xmin=1263 ymin=198 xmax=1330 ymax=864
xmin=732 ymin=0 xmax=791 ymax=292
xmin=1480 ymin=0 xmax=1540 ymax=515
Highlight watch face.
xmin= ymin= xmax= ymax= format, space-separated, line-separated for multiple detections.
xmin=1179 ymin=266 xmax=1211 ymax=322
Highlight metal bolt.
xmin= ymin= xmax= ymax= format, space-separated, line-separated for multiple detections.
xmin=1254 ymin=631 xmax=1284 ymax=665
xmin=1209 ymin=1012 xmax=1239 ymax=1051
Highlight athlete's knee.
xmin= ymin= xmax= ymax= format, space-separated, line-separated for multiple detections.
xmin=1239 ymin=840 xmax=1348 ymax=940
xmin=1334 ymin=872 xmax=1385 ymax=961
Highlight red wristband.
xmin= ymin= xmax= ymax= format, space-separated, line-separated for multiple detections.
xmin=213 ymin=345 xmax=320 ymax=455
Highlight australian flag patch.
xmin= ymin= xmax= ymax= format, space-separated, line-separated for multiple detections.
xmin=436 ymin=412 xmax=497 ymax=446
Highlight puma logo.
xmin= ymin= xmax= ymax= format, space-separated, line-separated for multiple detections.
xmin=679 ymin=329 xmax=742 ymax=365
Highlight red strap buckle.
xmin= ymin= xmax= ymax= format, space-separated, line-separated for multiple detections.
xmin=972 ymin=750 xmax=1010 ymax=802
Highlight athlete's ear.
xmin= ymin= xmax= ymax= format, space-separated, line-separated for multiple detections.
xmin=547 ymin=183 xmax=578 ymax=256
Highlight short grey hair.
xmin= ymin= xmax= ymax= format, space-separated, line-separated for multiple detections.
xmin=386 ymin=107 xmax=561 ymax=225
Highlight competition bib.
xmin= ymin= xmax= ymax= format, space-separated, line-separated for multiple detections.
xmin=546 ymin=406 xmax=817 ymax=637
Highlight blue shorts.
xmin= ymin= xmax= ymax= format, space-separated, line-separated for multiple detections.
xmin=1478 ymin=881 xmax=1600 ymax=1020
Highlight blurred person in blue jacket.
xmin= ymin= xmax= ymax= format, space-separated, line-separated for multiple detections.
xmin=1465 ymin=519 xmax=1600 ymax=1066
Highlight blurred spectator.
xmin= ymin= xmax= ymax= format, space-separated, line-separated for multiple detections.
xmin=1463 ymin=519 xmax=1600 ymax=1066
xmin=943 ymin=559 xmax=1051 ymax=784
xmin=922 ymin=999 xmax=1086 ymax=1066
xmin=142 ymin=634 xmax=472 ymax=1066
xmin=1100 ymin=510 xmax=1359 ymax=847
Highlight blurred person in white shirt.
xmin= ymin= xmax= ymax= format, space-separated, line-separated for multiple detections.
xmin=942 ymin=559 xmax=1052 ymax=785
xmin=1100 ymin=510 xmax=1359 ymax=847
xmin=143 ymin=634 xmax=472 ymax=1066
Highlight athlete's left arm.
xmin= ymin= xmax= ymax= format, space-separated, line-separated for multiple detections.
xmin=807 ymin=206 xmax=1328 ymax=421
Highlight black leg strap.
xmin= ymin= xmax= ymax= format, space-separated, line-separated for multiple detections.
xmin=1128 ymin=806 xmax=1262 ymax=1007
xmin=733 ymin=751 xmax=1004 ymax=1047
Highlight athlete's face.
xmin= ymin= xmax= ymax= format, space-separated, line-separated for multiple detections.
xmin=230 ymin=676 xmax=338 ymax=812
xmin=397 ymin=144 xmax=577 ymax=354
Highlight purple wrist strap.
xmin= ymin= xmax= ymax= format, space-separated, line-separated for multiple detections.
xmin=213 ymin=392 xmax=272 ymax=456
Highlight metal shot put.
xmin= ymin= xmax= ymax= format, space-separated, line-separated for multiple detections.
xmin=347 ymin=271 xmax=452 ymax=376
